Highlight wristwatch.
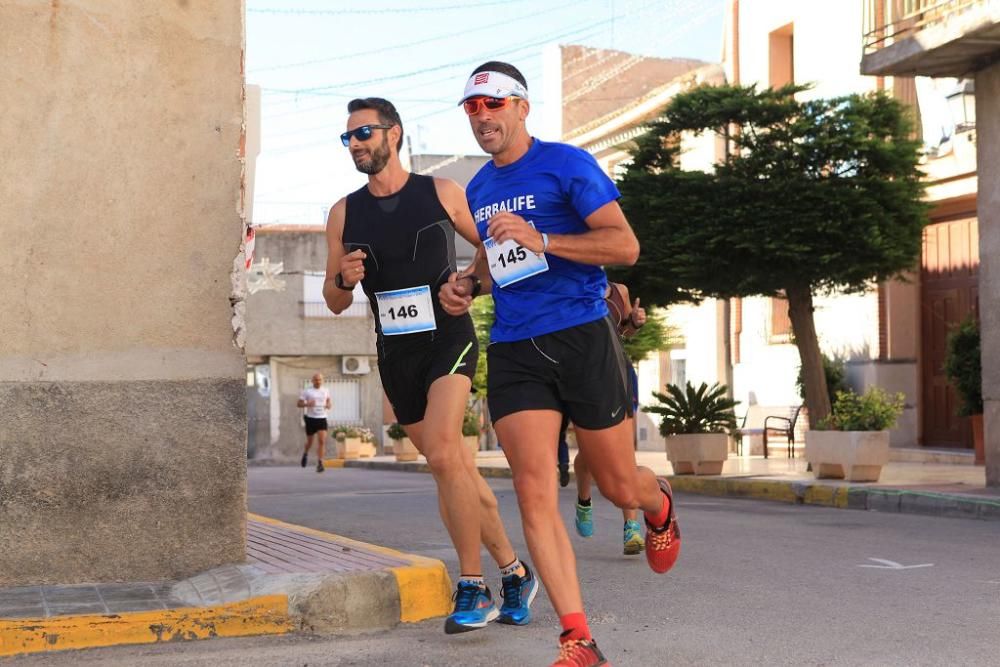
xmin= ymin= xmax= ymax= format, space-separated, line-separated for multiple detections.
xmin=463 ymin=274 xmax=482 ymax=297
xmin=334 ymin=272 xmax=355 ymax=291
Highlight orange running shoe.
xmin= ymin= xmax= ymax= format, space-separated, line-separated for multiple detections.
xmin=551 ymin=631 xmax=610 ymax=667
xmin=644 ymin=477 xmax=681 ymax=574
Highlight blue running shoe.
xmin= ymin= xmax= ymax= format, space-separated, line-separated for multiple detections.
xmin=623 ymin=519 xmax=645 ymax=555
xmin=575 ymin=502 xmax=593 ymax=538
xmin=444 ymin=581 xmax=499 ymax=634
xmin=498 ymin=563 xmax=538 ymax=625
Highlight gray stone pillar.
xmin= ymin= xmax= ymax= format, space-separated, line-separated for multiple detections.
xmin=977 ymin=60 xmax=1000 ymax=487
xmin=0 ymin=1 xmax=248 ymax=584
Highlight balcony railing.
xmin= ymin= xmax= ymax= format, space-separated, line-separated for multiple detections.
xmin=863 ymin=0 xmax=985 ymax=53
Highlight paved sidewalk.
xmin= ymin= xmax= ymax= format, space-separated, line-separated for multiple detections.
xmin=346 ymin=449 xmax=1000 ymax=521
xmin=0 ymin=514 xmax=451 ymax=659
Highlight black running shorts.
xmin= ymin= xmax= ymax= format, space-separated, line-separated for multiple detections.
xmin=487 ymin=317 xmax=631 ymax=430
xmin=378 ymin=331 xmax=479 ymax=426
xmin=304 ymin=416 xmax=328 ymax=436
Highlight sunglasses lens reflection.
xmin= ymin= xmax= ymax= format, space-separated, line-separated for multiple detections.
xmin=463 ymin=97 xmax=509 ymax=115
xmin=341 ymin=125 xmax=375 ymax=146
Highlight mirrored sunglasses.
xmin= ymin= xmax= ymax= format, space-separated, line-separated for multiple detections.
xmin=463 ymin=96 xmax=513 ymax=116
xmin=340 ymin=124 xmax=393 ymax=147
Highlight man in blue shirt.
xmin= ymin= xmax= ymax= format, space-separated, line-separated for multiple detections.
xmin=440 ymin=61 xmax=681 ymax=667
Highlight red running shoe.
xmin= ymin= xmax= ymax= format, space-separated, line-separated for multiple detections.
xmin=551 ymin=631 xmax=610 ymax=667
xmin=645 ymin=477 xmax=681 ymax=574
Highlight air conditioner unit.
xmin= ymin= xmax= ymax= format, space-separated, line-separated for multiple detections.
xmin=342 ymin=355 xmax=371 ymax=375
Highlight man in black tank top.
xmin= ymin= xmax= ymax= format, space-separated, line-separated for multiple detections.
xmin=322 ymin=98 xmax=537 ymax=636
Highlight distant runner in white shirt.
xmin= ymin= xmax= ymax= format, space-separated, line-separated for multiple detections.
xmin=298 ymin=373 xmax=331 ymax=473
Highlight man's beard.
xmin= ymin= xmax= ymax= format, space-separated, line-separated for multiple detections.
xmin=353 ymin=136 xmax=391 ymax=175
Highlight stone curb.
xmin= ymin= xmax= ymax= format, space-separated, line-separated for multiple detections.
xmin=0 ymin=515 xmax=452 ymax=659
xmin=343 ymin=459 xmax=1000 ymax=521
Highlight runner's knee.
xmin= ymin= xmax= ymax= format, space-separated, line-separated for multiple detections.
xmin=512 ymin=475 xmax=556 ymax=520
xmin=422 ymin=442 xmax=465 ymax=474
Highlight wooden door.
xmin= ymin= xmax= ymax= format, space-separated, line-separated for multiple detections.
xmin=920 ymin=217 xmax=979 ymax=448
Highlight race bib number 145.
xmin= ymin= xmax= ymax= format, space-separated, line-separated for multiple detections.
xmin=484 ymin=222 xmax=549 ymax=288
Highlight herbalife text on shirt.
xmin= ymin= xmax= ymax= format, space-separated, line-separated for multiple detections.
xmin=472 ymin=194 xmax=536 ymax=224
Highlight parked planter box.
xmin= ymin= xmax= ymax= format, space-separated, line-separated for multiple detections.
xmin=665 ymin=433 xmax=728 ymax=475
xmin=335 ymin=436 xmax=363 ymax=460
xmin=805 ymin=430 xmax=889 ymax=482
xmin=463 ymin=435 xmax=480 ymax=456
xmin=393 ymin=437 xmax=419 ymax=462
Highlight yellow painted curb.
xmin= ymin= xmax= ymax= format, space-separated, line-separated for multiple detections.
xmin=0 ymin=595 xmax=291 ymax=658
xmin=320 ymin=458 xmax=346 ymax=468
xmin=247 ymin=514 xmax=453 ymax=625
xmin=391 ymin=563 xmax=453 ymax=623
xmin=802 ymin=484 xmax=850 ymax=508
xmin=668 ymin=476 xmax=796 ymax=504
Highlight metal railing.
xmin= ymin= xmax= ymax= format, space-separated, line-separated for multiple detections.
xmin=863 ymin=0 xmax=986 ymax=53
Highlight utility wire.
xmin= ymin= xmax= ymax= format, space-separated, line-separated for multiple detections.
xmin=250 ymin=0 xmax=579 ymax=73
xmin=248 ymin=1 xmax=532 ymax=16
xmin=261 ymin=16 xmax=618 ymax=96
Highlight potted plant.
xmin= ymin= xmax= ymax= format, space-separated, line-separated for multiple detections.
xmin=356 ymin=427 xmax=376 ymax=458
xmin=387 ymin=422 xmax=419 ymax=462
xmin=332 ymin=424 xmax=363 ymax=460
xmin=462 ymin=408 xmax=481 ymax=455
xmin=944 ymin=316 xmax=984 ymax=465
xmin=646 ymin=381 xmax=737 ymax=475
xmin=805 ymin=387 xmax=904 ymax=482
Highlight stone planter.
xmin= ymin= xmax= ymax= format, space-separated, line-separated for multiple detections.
xmin=463 ymin=435 xmax=480 ymax=457
xmin=393 ymin=437 xmax=419 ymax=462
xmin=665 ymin=433 xmax=728 ymax=475
xmin=335 ymin=436 xmax=363 ymax=460
xmin=805 ymin=430 xmax=890 ymax=482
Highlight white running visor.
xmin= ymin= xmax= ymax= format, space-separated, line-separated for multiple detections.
xmin=459 ymin=71 xmax=529 ymax=105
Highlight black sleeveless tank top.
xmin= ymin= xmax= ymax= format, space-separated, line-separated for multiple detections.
xmin=343 ymin=173 xmax=474 ymax=346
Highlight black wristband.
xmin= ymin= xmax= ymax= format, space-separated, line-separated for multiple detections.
xmin=334 ymin=272 xmax=355 ymax=291
xmin=463 ymin=274 xmax=482 ymax=298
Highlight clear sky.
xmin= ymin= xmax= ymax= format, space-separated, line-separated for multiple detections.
xmin=247 ymin=0 xmax=727 ymax=226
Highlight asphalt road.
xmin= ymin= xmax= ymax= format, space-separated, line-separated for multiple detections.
xmin=12 ymin=466 xmax=1000 ymax=666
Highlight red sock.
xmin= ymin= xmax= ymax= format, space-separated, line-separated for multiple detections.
xmin=644 ymin=493 xmax=670 ymax=528
xmin=559 ymin=612 xmax=591 ymax=642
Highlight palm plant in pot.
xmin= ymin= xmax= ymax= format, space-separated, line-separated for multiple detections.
xmin=944 ymin=316 xmax=984 ymax=465
xmin=646 ymin=381 xmax=738 ymax=475
xmin=805 ymin=387 xmax=904 ymax=482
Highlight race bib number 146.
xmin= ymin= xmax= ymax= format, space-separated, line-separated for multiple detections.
xmin=375 ymin=285 xmax=436 ymax=335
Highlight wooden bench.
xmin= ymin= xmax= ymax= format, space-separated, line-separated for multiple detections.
xmin=735 ymin=404 xmax=804 ymax=459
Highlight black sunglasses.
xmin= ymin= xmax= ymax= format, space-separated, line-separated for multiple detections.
xmin=341 ymin=124 xmax=394 ymax=147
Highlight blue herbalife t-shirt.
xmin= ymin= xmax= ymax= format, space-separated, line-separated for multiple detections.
xmin=467 ymin=138 xmax=619 ymax=343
